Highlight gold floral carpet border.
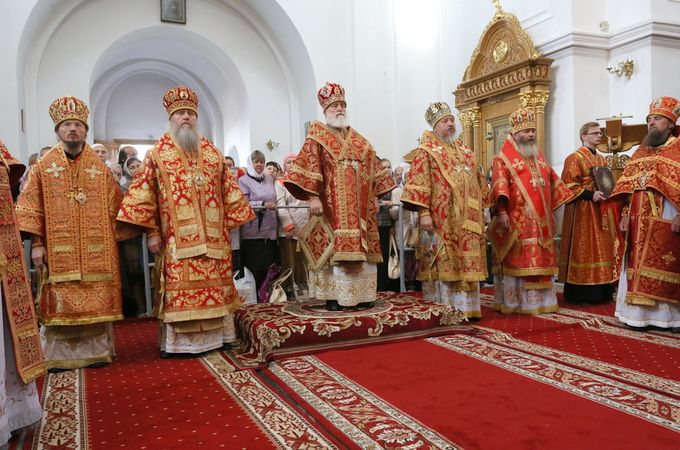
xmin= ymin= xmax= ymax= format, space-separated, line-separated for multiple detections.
xmin=200 ymin=352 xmax=341 ymax=449
xmin=480 ymin=293 xmax=680 ymax=349
xmin=267 ymin=355 xmax=459 ymax=449
xmin=33 ymin=371 xmax=87 ymax=450
xmin=429 ymin=333 xmax=680 ymax=431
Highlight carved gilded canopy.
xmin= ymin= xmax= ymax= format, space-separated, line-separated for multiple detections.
xmin=454 ymin=6 xmax=553 ymax=170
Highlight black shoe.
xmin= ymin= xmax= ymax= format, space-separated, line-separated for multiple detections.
xmin=86 ymin=362 xmax=107 ymax=369
xmin=325 ymin=300 xmax=341 ymax=311
xmin=468 ymin=317 xmax=481 ymax=322
xmin=160 ymin=351 xmax=171 ymax=359
xmin=357 ymin=301 xmax=375 ymax=310
xmin=47 ymin=367 xmax=69 ymax=374
xmin=625 ymin=324 xmax=650 ymax=332
xmin=221 ymin=342 xmax=234 ymax=351
xmin=671 ymin=327 xmax=680 ymax=334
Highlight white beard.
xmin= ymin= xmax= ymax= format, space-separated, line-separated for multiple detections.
xmin=325 ymin=113 xmax=348 ymax=130
xmin=517 ymin=141 xmax=538 ymax=158
xmin=170 ymin=123 xmax=200 ymax=153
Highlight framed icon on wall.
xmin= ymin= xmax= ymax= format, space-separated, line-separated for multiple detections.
xmin=161 ymin=0 xmax=186 ymax=24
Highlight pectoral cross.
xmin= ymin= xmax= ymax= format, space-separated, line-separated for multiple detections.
xmin=530 ymin=176 xmax=545 ymax=189
xmin=68 ymin=189 xmax=87 ymax=206
xmin=511 ymin=159 xmax=524 ymax=170
xmin=639 ymin=169 xmax=649 ymax=189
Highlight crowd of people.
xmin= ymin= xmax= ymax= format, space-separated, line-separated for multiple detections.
xmin=1 ymin=81 xmax=679 ymax=446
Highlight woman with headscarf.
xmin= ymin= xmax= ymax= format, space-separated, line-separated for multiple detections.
xmin=238 ymin=150 xmax=278 ymax=301
xmin=119 ymin=155 xmax=145 ymax=316
xmin=120 ymin=156 xmax=141 ymax=192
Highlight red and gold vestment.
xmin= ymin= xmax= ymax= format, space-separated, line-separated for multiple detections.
xmin=285 ymin=121 xmax=395 ymax=265
xmin=558 ymin=147 xmax=618 ymax=285
xmin=491 ymin=136 xmax=573 ymax=284
xmin=401 ymin=130 xmax=489 ymax=284
xmin=0 ymin=144 xmax=45 ymax=383
xmin=610 ymin=135 xmax=680 ymax=305
xmin=16 ymin=145 xmax=125 ymax=326
xmin=117 ymin=134 xmax=254 ymax=324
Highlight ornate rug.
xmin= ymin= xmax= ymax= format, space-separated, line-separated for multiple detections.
xmin=224 ymin=292 xmax=471 ymax=369
xmin=259 ymin=332 xmax=679 ymax=449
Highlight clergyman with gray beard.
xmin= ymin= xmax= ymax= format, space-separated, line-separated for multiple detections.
xmin=117 ymin=85 xmax=255 ymax=358
xmin=490 ymin=107 xmax=574 ymax=316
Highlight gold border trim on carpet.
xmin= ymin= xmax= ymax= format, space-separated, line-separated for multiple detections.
xmin=200 ymin=352 xmax=339 ymax=449
xmin=428 ymin=334 xmax=680 ymax=431
xmin=33 ymin=371 xmax=87 ymax=449
xmin=269 ymin=356 xmax=459 ymax=449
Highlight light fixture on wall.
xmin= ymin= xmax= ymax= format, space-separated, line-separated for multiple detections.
xmin=607 ymin=58 xmax=635 ymax=80
xmin=265 ymin=139 xmax=279 ymax=151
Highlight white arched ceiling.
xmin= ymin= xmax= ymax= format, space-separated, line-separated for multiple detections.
xmin=17 ymin=0 xmax=316 ymax=163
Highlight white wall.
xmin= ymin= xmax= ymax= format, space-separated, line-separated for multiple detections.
xmin=3 ymin=0 xmax=680 ymax=170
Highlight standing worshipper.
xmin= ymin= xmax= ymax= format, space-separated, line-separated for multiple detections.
xmin=16 ymin=97 xmax=127 ymax=371
xmin=401 ymin=102 xmax=489 ymax=319
xmin=284 ymin=82 xmax=395 ymax=311
xmin=238 ymin=150 xmax=279 ymax=301
xmin=276 ymin=152 xmax=310 ymax=299
xmin=490 ymin=108 xmax=573 ymax=315
xmin=610 ymin=96 xmax=680 ymax=332
xmin=558 ymin=122 xmax=618 ymax=304
xmin=118 ymin=86 xmax=254 ymax=357
xmin=0 ymin=142 xmax=44 ymax=446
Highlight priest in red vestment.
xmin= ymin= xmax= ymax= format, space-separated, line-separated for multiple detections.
xmin=17 ymin=97 xmax=128 ymax=371
xmin=490 ymin=108 xmax=573 ymax=314
xmin=117 ymin=86 xmax=254 ymax=356
xmin=610 ymin=96 xmax=680 ymax=332
xmin=558 ymin=121 xmax=618 ymax=304
xmin=284 ymin=82 xmax=395 ymax=311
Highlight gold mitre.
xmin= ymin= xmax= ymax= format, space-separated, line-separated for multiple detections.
xmin=509 ymin=108 xmax=536 ymax=133
xmin=425 ymin=102 xmax=453 ymax=128
xmin=49 ymin=96 xmax=89 ymax=131
xmin=648 ymin=96 xmax=680 ymax=124
xmin=163 ymin=85 xmax=199 ymax=118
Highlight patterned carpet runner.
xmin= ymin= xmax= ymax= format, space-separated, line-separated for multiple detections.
xmin=12 ymin=291 xmax=680 ymax=449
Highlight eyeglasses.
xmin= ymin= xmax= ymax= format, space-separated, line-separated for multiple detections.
xmin=586 ymin=131 xmax=603 ymax=136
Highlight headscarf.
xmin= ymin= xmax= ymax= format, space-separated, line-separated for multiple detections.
xmin=282 ymin=152 xmax=297 ymax=174
xmin=246 ymin=151 xmax=265 ymax=180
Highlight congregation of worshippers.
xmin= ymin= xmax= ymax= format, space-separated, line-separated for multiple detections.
xmin=1 ymin=83 xmax=679 ymax=442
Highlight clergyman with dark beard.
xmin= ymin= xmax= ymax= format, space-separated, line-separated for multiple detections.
xmin=117 ymin=86 xmax=254 ymax=358
xmin=609 ymin=96 xmax=680 ymax=333
xmin=16 ymin=96 xmax=129 ymax=371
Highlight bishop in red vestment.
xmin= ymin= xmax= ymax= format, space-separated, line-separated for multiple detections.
xmin=285 ymin=83 xmax=395 ymax=311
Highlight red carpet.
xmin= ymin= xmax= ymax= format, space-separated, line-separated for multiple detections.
xmin=16 ymin=289 xmax=680 ymax=449
xmin=263 ymin=336 xmax=679 ymax=449
xmin=30 ymin=319 xmax=340 ymax=449
xmin=478 ymin=293 xmax=680 ymax=379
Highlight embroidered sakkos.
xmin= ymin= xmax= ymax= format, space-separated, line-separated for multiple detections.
xmin=284 ymin=121 xmax=395 ymax=264
xmin=610 ymin=135 xmax=680 ymax=305
xmin=117 ymin=134 xmax=254 ymax=323
xmin=491 ymin=136 xmax=573 ymax=280
xmin=0 ymin=144 xmax=45 ymax=383
xmin=16 ymin=145 xmax=124 ymax=326
xmin=558 ymin=147 xmax=618 ymax=285
xmin=401 ymin=130 xmax=490 ymax=284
